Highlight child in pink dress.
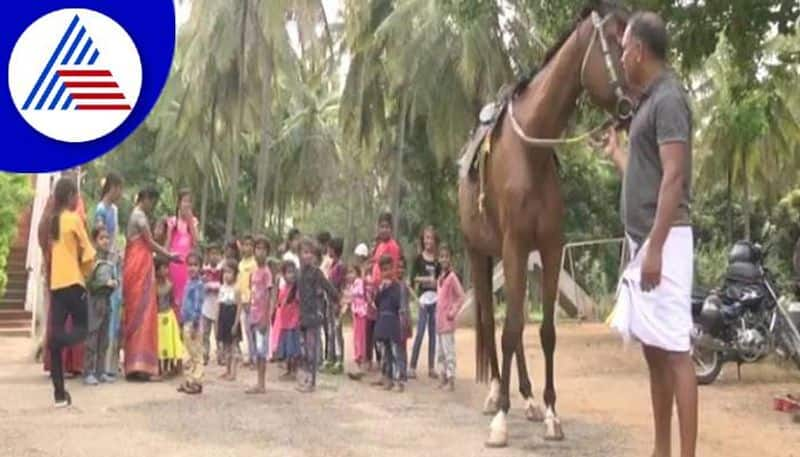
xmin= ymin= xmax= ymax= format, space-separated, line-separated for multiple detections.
xmin=344 ymin=264 xmax=368 ymax=374
xmin=275 ymin=261 xmax=301 ymax=381
xmin=267 ymin=257 xmax=282 ymax=360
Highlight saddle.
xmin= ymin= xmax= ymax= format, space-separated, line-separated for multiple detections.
xmin=458 ymin=84 xmax=513 ymax=180
xmin=458 ymin=84 xmax=514 ymax=213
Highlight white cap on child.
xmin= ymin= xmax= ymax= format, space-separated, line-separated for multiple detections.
xmin=354 ymin=243 xmax=369 ymax=257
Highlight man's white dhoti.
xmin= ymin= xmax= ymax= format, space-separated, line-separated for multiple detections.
xmin=609 ymin=226 xmax=694 ymax=352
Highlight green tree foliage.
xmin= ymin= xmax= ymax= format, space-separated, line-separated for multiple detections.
xmin=81 ymin=0 xmax=800 ymax=296
xmin=0 ymin=175 xmax=32 ymax=295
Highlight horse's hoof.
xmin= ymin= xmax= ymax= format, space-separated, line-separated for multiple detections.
xmin=485 ymin=411 xmax=509 ymax=448
xmin=524 ymin=401 xmax=546 ymax=422
xmin=483 ymin=399 xmax=500 ymax=416
xmin=544 ymin=417 xmax=565 ymax=441
xmin=483 ymin=378 xmax=501 ymax=416
xmin=484 ymin=439 xmax=508 ymax=449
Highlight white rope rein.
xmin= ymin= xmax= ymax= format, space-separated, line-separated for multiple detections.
xmin=507 ymin=12 xmax=612 ymax=148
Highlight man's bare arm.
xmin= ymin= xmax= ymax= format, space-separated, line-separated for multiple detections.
xmin=647 ymin=142 xmax=688 ymax=252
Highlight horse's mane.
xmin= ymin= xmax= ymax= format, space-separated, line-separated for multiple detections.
xmin=514 ymin=0 xmax=628 ymax=94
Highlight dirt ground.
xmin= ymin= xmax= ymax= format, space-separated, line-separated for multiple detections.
xmin=1 ymin=323 xmax=798 ymax=457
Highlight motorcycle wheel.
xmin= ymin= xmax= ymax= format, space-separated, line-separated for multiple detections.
xmin=692 ymin=346 xmax=723 ymax=385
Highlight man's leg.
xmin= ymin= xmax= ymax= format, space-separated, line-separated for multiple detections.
xmin=643 ymin=345 xmax=674 ymax=457
xmin=668 ymin=351 xmax=698 ymax=457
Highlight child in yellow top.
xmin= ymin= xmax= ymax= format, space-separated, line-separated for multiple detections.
xmin=48 ymin=177 xmax=95 ymax=408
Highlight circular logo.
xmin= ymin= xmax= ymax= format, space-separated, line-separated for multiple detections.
xmin=8 ymin=8 xmax=142 ymax=143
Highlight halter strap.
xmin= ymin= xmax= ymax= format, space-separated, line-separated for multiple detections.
xmin=507 ymin=11 xmax=632 ymax=148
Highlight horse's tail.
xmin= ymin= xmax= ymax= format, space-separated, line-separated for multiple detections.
xmin=475 ymin=256 xmax=493 ymax=384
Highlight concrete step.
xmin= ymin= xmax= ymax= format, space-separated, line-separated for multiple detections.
xmin=6 ymin=249 xmax=28 ymax=263
xmin=5 ymin=280 xmax=27 ymax=292
xmin=0 ymin=309 xmax=32 ymax=320
xmin=6 ymin=261 xmax=26 ymax=272
xmin=0 ymin=298 xmax=24 ymax=309
xmin=8 ymin=248 xmax=27 ymax=259
xmin=0 ymin=328 xmax=29 ymax=338
xmin=0 ymin=319 xmax=29 ymax=329
xmin=1 ymin=288 xmax=26 ymax=300
xmin=6 ymin=270 xmax=28 ymax=283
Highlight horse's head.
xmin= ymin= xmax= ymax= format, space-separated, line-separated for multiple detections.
xmin=576 ymin=1 xmax=633 ymax=121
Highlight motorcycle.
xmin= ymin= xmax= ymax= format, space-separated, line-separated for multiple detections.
xmin=691 ymin=240 xmax=800 ymax=385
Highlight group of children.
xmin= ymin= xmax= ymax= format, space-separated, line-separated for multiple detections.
xmin=81 ymin=210 xmax=465 ymax=396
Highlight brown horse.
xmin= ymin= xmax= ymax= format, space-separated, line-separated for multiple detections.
xmin=458 ymin=1 xmax=631 ymax=447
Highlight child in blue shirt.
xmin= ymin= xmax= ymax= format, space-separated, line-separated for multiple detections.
xmin=179 ymin=252 xmax=205 ymax=395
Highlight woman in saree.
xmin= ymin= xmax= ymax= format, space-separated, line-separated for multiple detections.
xmin=123 ymin=187 xmax=177 ymax=380
xmin=165 ymin=189 xmax=198 ymax=320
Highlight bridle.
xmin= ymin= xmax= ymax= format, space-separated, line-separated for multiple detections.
xmin=508 ymin=11 xmax=633 ymax=147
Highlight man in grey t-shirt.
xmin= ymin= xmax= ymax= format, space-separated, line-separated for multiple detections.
xmin=603 ymin=11 xmax=697 ymax=457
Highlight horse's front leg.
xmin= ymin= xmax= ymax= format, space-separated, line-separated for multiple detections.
xmin=540 ymin=243 xmax=564 ymax=441
xmin=516 ymin=338 xmax=545 ymax=422
xmin=486 ymin=239 xmax=528 ymax=448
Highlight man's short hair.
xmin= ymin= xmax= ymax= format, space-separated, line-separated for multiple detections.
xmin=628 ymin=11 xmax=668 ymax=61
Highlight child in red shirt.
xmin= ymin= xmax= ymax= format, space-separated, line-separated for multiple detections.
xmin=368 ymin=212 xmax=402 ymax=371
xmin=370 ymin=212 xmax=402 ymax=285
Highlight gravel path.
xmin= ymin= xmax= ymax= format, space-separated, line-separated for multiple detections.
xmin=1 ymin=324 xmax=798 ymax=456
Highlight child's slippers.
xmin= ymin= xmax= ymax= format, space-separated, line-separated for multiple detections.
xmin=347 ymin=372 xmax=365 ymax=381
xmin=185 ymin=384 xmax=203 ymax=395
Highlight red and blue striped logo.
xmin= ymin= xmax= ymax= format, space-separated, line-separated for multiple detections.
xmin=22 ymin=14 xmax=131 ymax=112
xmin=9 ymin=8 xmax=142 ymax=143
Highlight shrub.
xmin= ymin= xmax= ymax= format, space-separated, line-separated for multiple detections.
xmin=0 ymin=174 xmax=32 ymax=296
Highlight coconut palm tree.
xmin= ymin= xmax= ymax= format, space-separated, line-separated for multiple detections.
xmin=696 ymin=31 xmax=800 ymax=240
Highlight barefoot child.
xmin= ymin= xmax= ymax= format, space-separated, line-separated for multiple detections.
xmin=344 ymin=264 xmax=368 ymax=378
xmin=246 ymin=237 xmax=273 ymax=394
xmin=370 ymin=213 xmax=401 ymax=370
xmin=179 ymin=253 xmax=205 ymax=394
xmin=296 ymin=238 xmax=339 ymax=393
xmin=436 ymin=245 xmax=464 ymax=391
xmin=218 ymin=260 xmax=242 ymax=381
xmin=83 ymin=227 xmax=118 ymax=385
xmin=396 ymin=255 xmax=413 ymax=384
xmin=201 ymin=243 xmax=224 ymax=366
xmin=275 ymin=261 xmax=301 ymax=381
xmin=156 ymin=257 xmax=183 ymax=377
xmin=325 ymin=237 xmax=346 ymax=374
xmin=373 ymin=255 xmax=405 ymax=392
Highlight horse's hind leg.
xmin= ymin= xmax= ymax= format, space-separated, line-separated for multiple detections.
xmin=516 ymin=338 xmax=545 ymax=422
xmin=540 ymin=243 xmax=564 ymax=440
